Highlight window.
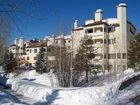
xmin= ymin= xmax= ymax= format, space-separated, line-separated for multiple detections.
xmin=113 ymin=38 xmax=116 ymax=43
xmin=108 ymin=65 xmax=112 ymax=70
xmin=68 ymin=46 xmax=70 ymax=49
xmin=95 ymin=27 xmax=103 ymax=32
xmin=55 ymin=40 xmax=58 ymax=43
xmin=68 ymin=40 xmax=71 ymax=43
xmin=108 ymin=54 xmax=111 ymax=59
xmin=108 ymin=39 xmax=111 ymax=44
xmin=47 ymin=48 xmax=51 ymax=52
xmin=104 ymin=28 xmax=106 ymax=32
xmin=122 ymin=53 xmax=126 ymax=59
xmin=34 ymin=57 xmax=36 ymax=60
xmin=108 ymin=27 xmax=112 ymax=32
xmin=104 ymin=39 xmax=107 ymax=44
xmin=114 ymin=53 xmax=116 ymax=59
xmin=34 ymin=49 xmax=37 ymax=53
xmin=108 ymin=26 xmax=114 ymax=33
xmin=108 ymin=53 xmax=116 ymax=59
xmin=130 ymin=28 xmax=135 ymax=35
xmin=86 ymin=29 xmax=93 ymax=33
xmin=108 ymin=39 xmax=116 ymax=44
xmin=26 ymin=49 xmax=29 ymax=52
xmin=117 ymin=53 xmax=121 ymax=59
xmin=104 ymin=54 xmax=107 ymax=59
xmin=30 ymin=49 xmax=32 ymax=53
xmin=27 ymin=57 xmax=29 ymax=60
xmin=94 ymin=39 xmax=103 ymax=44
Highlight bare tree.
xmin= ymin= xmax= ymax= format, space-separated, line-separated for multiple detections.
xmin=0 ymin=0 xmax=49 ymax=66
xmin=0 ymin=15 xmax=10 ymax=65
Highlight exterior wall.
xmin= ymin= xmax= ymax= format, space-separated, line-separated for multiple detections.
xmin=9 ymin=3 xmax=136 ymax=71
xmin=71 ymin=3 xmax=136 ymax=71
xmin=9 ymin=45 xmax=18 ymax=58
xmin=22 ymin=47 xmax=47 ymax=66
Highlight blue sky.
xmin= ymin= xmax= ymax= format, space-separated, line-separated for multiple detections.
xmin=8 ymin=0 xmax=140 ymax=44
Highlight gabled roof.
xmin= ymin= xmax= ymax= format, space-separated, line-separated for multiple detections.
xmin=26 ymin=42 xmax=47 ymax=48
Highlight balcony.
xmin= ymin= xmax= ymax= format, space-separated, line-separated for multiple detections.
xmin=48 ymin=56 xmax=56 ymax=61
xmin=86 ymin=32 xmax=105 ymax=37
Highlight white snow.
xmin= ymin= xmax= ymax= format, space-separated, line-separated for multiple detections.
xmin=6 ymin=70 xmax=59 ymax=87
xmin=118 ymin=3 xmax=127 ymax=7
xmin=12 ymin=80 xmax=52 ymax=101
xmin=0 ymin=69 xmax=138 ymax=105
xmin=0 ymin=90 xmax=24 ymax=105
xmin=8 ymin=69 xmax=140 ymax=105
xmin=96 ymin=9 xmax=103 ymax=13
xmin=104 ymin=18 xmax=118 ymax=24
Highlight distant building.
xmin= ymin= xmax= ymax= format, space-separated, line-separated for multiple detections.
xmin=9 ymin=35 xmax=71 ymax=67
xmin=71 ymin=3 xmax=136 ymax=71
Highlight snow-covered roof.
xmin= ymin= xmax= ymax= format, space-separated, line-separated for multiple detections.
xmin=64 ymin=35 xmax=71 ymax=39
xmin=96 ymin=9 xmax=103 ymax=13
xmin=118 ymin=3 xmax=127 ymax=7
xmin=104 ymin=18 xmax=118 ymax=24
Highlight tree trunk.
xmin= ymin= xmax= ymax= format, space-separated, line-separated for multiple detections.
xmin=86 ymin=69 xmax=88 ymax=83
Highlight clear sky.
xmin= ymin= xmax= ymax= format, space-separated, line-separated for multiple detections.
xmin=8 ymin=0 xmax=140 ymax=44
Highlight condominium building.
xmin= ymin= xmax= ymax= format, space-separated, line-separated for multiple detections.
xmin=9 ymin=3 xmax=136 ymax=71
xmin=9 ymin=35 xmax=71 ymax=67
xmin=71 ymin=3 xmax=136 ymax=71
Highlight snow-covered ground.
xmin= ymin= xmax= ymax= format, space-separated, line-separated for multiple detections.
xmin=0 ymin=68 xmax=138 ymax=105
xmin=6 ymin=70 xmax=59 ymax=87
xmin=0 ymin=89 xmax=25 ymax=105
xmin=1 ymin=69 xmax=139 ymax=105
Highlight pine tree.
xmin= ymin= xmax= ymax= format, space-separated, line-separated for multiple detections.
xmin=128 ymin=33 xmax=140 ymax=70
xmin=3 ymin=51 xmax=17 ymax=73
xmin=35 ymin=42 xmax=47 ymax=74
xmin=74 ymin=35 xmax=95 ymax=83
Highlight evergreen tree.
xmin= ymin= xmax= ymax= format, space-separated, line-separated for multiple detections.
xmin=74 ymin=35 xmax=95 ymax=83
xmin=3 ymin=51 xmax=17 ymax=73
xmin=128 ymin=33 xmax=140 ymax=70
xmin=35 ymin=42 xmax=47 ymax=74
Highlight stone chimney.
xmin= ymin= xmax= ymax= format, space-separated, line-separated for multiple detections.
xmin=74 ymin=20 xmax=78 ymax=29
xmin=14 ymin=38 xmax=19 ymax=45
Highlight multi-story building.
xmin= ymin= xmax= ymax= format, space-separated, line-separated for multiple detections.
xmin=9 ymin=35 xmax=71 ymax=67
xmin=9 ymin=3 xmax=136 ymax=71
xmin=9 ymin=37 xmax=25 ymax=59
xmin=71 ymin=3 xmax=136 ymax=71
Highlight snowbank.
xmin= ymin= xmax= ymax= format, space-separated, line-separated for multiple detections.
xmin=12 ymin=80 xmax=53 ymax=101
xmin=11 ymin=69 xmax=140 ymax=105
xmin=12 ymin=79 xmax=117 ymax=105
xmin=0 ymin=90 xmax=24 ymax=105
xmin=6 ymin=70 xmax=59 ymax=87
